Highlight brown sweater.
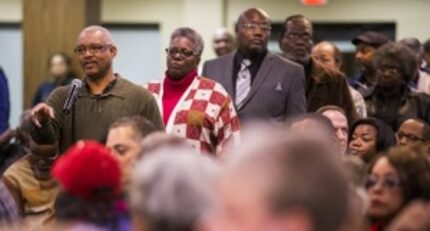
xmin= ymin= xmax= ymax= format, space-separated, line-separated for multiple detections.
xmin=31 ymin=75 xmax=164 ymax=153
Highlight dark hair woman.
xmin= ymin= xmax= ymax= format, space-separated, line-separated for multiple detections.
xmin=348 ymin=117 xmax=396 ymax=163
xmin=365 ymin=145 xmax=430 ymax=231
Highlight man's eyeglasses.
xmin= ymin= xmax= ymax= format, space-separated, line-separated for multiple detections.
xmin=240 ymin=23 xmax=271 ymax=32
xmin=377 ymin=65 xmax=401 ymax=76
xmin=74 ymin=44 xmax=113 ymax=56
xmin=365 ymin=175 xmax=401 ymax=190
xmin=285 ymin=33 xmax=312 ymax=41
xmin=165 ymin=48 xmax=199 ymax=58
xmin=395 ymin=131 xmax=426 ymax=142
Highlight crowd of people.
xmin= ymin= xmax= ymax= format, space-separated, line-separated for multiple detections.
xmin=0 ymin=7 xmax=430 ymax=231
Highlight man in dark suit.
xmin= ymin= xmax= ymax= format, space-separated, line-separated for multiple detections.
xmin=202 ymin=8 xmax=306 ymax=122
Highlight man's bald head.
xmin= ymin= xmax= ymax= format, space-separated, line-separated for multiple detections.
xmin=312 ymin=41 xmax=342 ymax=70
xmin=237 ymin=8 xmax=271 ymax=26
xmin=213 ymin=28 xmax=235 ymax=56
xmin=77 ymin=25 xmax=115 ymax=45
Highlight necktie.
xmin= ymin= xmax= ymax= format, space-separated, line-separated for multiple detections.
xmin=235 ymin=59 xmax=251 ymax=107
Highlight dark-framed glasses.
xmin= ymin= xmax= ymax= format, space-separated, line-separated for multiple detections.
xmin=285 ymin=32 xmax=312 ymax=41
xmin=365 ymin=175 xmax=401 ymax=190
xmin=377 ymin=65 xmax=401 ymax=76
xmin=74 ymin=44 xmax=113 ymax=56
xmin=395 ymin=131 xmax=426 ymax=142
xmin=240 ymin=23 xmax=271 ymax=32
xmin=165 ymin=47 xmax=199 ymax=58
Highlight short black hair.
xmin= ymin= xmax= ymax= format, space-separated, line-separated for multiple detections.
xmin=349 ymin=117 xmax=396 ymax=153
xmin=423 ymin=39 xmax=430 ymax=54
xmin=109 ymin=116 xmax=159 ymax=140
xmin=373 ymin=42 xmax=418 ymax=84
xmin=279 ymin=14 xmax=312 ymax=40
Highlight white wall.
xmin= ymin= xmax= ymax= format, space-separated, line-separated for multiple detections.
xmin=0 ymin=27 xmax=23 ymax=127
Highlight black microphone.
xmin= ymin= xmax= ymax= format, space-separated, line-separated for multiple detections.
xmin=63 ymin=79 xmax=82 ymax=115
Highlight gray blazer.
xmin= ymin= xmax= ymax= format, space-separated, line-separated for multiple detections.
xmin=202 ymin=52 xmax=306 ymax=122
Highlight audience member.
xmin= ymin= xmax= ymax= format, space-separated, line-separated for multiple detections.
xmin=106 ymin=116 xmax=157 ymax=186
xmin=213 ymin=125 xmax=349 ymax=231
xmin=364 ymin=42 xmax=430 ymax=130
xmin=286 ymin=113 xmax=338 ymax=155
xmin=52 ymin=141 xmax=122 ymax=231
xmin=30 ymin=25 xmax=163 ymax=154
xmin=0 ymin=111 xmax=32 ymax=175
xmin=32 ymin=52 xmax=75 ymax=106
xmin=348 ymin=117 xmax=395 ymax=163
xmin=350 ymin=31 xmax=390 ymax=94
xmin=145 ymin=27 xmax=240 ymax=155
xmin=129 ymin=145 xmax=219 ymax=231
xmin=366 ymin=145 xmax=430 ymax=231
xmin=2 ymin=132 xmax=59 ymax=228
xmin=0 ymin=67 xmax=10 ymax=134
xmin=279 ymin=15 xmax=357 ymax=122
xmin=212 ymin=28 xmax=235 ymax=57
xmin=317 ymin=105 xmax=349 ymax=155
xmin=399 ymin=37 xmax=430 ymax=94
xmin=202 ymin=8 xmax=306 ymax=122
xmin=313 ymin=41 xmax=367 ymax=117
xmin=396 ymin=118 xmax=430 ymax=148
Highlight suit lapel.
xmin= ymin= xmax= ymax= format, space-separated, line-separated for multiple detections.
xmin=238 ymin=53 xmax=274 ymax=110
xmin=223 ymin=53 xmax=235 ymax=98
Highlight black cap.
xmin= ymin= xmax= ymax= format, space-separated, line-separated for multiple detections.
xmin=352 ymin=31 xmax=390 ymax=48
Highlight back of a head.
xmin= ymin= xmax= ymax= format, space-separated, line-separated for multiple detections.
xmin=129 ymin=146 xmax=219 ymax=231
xmin=226 ymin=126 xmax=349 ymax=231
xmin=110 ymin=115 xmax=159 ymax=140
xmin=399 ymin=37 xmax=423 ymax=55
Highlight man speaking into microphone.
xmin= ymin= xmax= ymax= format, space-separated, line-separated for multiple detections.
xmin=30 ymin=26 xmax=164 ymax=153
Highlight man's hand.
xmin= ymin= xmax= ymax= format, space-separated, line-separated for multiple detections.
xmin=31 ymin=103 xmax=55 ymax=128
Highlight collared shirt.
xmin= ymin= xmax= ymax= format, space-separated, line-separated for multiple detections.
xmin=232 ymin=51 xmax=267 ymax=97
xmin=32 ymin=74 xmax=164 ymax=153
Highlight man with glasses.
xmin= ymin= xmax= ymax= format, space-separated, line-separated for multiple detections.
xmin=30 ymin=25 xmax=163 ymax=153
xmin=279 ymin=14 xmax=357 ymax=123
xmin=202 ymin=8 xmax=306 ymax=122
xmin=396 ymin=118 xmax=430 ymax=148
xmin=145 ymin=27 xmax=240 ymax=156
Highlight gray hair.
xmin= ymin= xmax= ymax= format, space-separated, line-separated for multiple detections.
xmin=171 ymin=27 xmax=204 ymax=55
xmin=78 ymin=25 xmax=115 ymax=44
xmin=129 ymin=145 xmax=219 ymax=231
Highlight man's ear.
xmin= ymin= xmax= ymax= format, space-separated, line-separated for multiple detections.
xmin=110 ymin=45 xmax=118 ymax=58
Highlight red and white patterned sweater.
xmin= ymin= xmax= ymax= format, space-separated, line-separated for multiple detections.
xmin=145 ymin=76 xmax=241 ymax=156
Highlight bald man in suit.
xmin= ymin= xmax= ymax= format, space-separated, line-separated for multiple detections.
xmin=202 ymin=8 xmax=306 ymax=122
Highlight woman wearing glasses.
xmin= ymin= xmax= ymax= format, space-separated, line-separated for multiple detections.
xmin=145 ymin=27 xmax=240 ymax=156
xmin=364 ymin=42 xmax=430 ymax=131
xmin=365 ymin=145 xmax=430 ymax=231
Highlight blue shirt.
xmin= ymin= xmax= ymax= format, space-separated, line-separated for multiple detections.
xmin=0 ymin=67 xmax=10 ymax=134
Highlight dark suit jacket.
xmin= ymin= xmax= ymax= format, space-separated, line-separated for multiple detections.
xmin=202 ymin=52 xmax=306 ymax=122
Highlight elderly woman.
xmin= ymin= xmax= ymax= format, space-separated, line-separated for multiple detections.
xmin=365 ymin=145 xmax=430 ymax=231
xmin=146 ymin=27 xmax=240 ymax=156
xmin=364 ymin=42 xmax=430 ymax=130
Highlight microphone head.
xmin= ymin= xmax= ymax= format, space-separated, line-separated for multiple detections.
xmin=71 ymin=79 xmax=83 ymax=88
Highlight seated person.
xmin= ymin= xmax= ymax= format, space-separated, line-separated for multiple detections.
xmin=2 ymin=140 xmax=59 ymax=229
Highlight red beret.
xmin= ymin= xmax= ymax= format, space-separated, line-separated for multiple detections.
xmin=52 ymin=140 xmax=121 ymax=201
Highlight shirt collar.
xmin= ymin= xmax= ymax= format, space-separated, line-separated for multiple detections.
xmin=79 ymin=74 xmax=127 ymax=98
